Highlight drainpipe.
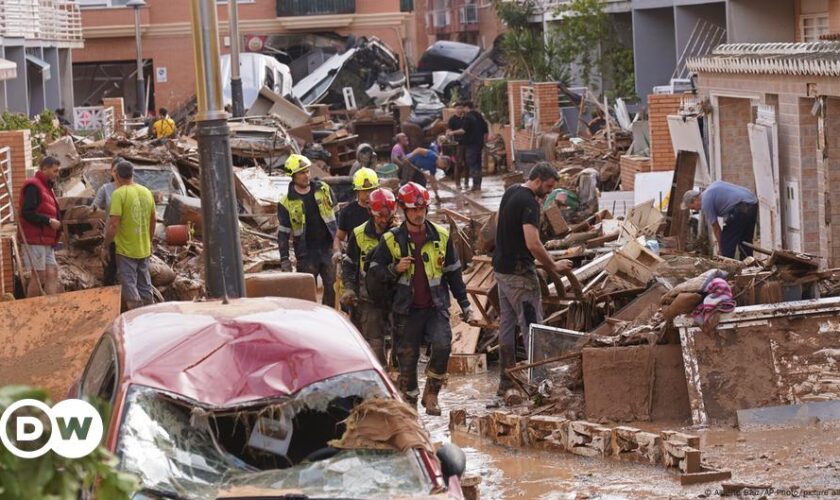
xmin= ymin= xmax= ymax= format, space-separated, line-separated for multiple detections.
xmin=189 ymin=0 xmax=245 ymax=299
xmin=228 ymin=0 xmax=245 ymax=117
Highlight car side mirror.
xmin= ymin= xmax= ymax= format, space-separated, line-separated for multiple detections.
xmin=436 ymin=442 xmax=466 ymax=480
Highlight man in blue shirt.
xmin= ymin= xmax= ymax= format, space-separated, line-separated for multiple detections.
xmin=682 ymin=180 xmax=758 ymax=259
xmin=404 ymin=147 xmax=449 ymax=203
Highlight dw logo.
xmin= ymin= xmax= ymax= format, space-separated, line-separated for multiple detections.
xmin=0 ymin=399 xmax=104 ymax=459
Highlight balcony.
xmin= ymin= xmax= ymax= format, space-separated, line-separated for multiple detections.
xmin=0 ymin=0 xmax=83 ymax=46
xmin=276 ymin=0 xmax=355 ymax=17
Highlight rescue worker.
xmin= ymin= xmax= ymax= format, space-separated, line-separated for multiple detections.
xmin=278 ymin=153 xmax=338 ymax=307
xmin=349 ymin=143 xmax=378 ymax=177
xmin=152 ymin=108 xmax=176 ymax=140
xmin=368 ymin=182 xmax=473 ymax=415
xmin=340 ymin=188 xmax=398 ymax=365
xmin=334 ymin=167 xmax=380 ymax=261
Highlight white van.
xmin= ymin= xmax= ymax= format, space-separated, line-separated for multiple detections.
xmin=221 ymin=53 xmax=293 ymax=109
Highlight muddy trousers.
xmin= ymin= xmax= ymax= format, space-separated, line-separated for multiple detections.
xmin=720 ymin=202 xmax=758 ymax=259
xmin=355 ymin=300 xmax=389 ymax=366
xmin=453 ymin=145 xmax=467 ymax=188
xmin=393 ymin=308 xmax=452 ymax=402
xmin=116 ymin=254 xmax=154 ymax=309
xmin=496 ymin=271 xmax=543 ymax=392
xmin=296 ymin=250 xmax=335 ymax=307
xmin=465 ymin=143 xmax=483 ymax=189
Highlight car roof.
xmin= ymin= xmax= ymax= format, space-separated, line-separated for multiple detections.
xmin=110 ymin=297 xmax=379 ymax=407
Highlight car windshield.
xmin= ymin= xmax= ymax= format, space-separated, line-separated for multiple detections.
xmin=117 ymin=371 xmax=434 ymax=499
xmin=85 ymin=168 xmax=182 ymax=200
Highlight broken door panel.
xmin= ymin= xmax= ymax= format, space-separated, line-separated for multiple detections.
xmin=748 ymin=123 xmax=782 ymax=250
xmin=784 ymin=180 xmax=803 ymax=252
xmin=667 ymin=115 xmax=712 ymax=187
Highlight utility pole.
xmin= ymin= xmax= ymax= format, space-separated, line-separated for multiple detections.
xmin=189 ymin=0 xmax=245 ymax=298
xmin=228 ymin=0 xmax=245 ymax=117
xmin=127 ymin=0 xmax=146 ymax=115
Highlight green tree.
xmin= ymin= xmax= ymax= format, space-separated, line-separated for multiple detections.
xmin=0 ymin=385 xmax=138 ymax=500
xmin=493 ymin=0 xmax=570 ymax=83
xmin=552 ymin=0 xmax=636 ymax=99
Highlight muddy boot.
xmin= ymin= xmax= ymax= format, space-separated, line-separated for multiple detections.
xmin=421 ymin=379 xmax=443 ymax=416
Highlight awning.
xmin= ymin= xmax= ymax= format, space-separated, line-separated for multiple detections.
xmin=25 ymin=54 xmax=51 ymax=80
xmin=0 ymin=58 xmax=17 ymax=81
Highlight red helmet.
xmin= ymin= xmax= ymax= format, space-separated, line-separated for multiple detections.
xmin=397 ymin=182 xmax=430 ymax=209
xmin=369 ymin=188 xmax=396 ymax=216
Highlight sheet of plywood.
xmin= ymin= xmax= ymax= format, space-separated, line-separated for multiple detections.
xmin=667 ymin=115 xmax=711 ymax=187
xmin=749 ymin=123 xmax=782 ymax=250
xmin=451 ymin=322 xmax=482 ymax=355
xmin=0 ymin=286 xmax=121 ymax=399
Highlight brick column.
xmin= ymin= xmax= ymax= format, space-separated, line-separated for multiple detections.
xmin=648 ymin=94 xmax=683 ymax=171
xmin=533 ymin=82 xmax=560 ymax=130
xmin=0 ymin=129 xmax=33 ymax=296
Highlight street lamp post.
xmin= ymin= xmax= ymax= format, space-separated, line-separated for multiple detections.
xmin=189 ymin=0 xmax=245 ymax=299
xmin=126 ymin=0 xmax=146 ymax=116
xmin=228 ymin=0 xmax=245 ymax=117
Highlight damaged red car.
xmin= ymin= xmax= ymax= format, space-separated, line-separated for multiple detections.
xmin=73 ymin=297 xmax=465 ymax=499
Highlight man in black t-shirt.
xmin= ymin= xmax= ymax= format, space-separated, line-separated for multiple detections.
xmin=493 ymin=163 xmax=573 ymax=402
xmin=463 ymin=102 xmax=488 ymax=192
xmin=446 ymin=102 xmax=468 ymax=190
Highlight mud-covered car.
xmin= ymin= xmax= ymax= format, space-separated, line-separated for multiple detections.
xmin=73 ymin=298 xmax=465 ymax=499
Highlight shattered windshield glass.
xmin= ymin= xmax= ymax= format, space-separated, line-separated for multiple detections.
xmin=117 ymin=371 xmax=434 ymax=499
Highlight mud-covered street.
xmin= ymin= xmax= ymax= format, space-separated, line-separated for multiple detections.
xmin=422 ymin=370 xmax=840 ymax=499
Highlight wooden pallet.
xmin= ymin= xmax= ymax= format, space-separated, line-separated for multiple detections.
xmin=464 ymin=256 xmax=499 ymax=328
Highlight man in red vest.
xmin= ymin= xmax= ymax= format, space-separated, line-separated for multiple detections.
xmin=19 ymin=156 xmax=62 ymax=297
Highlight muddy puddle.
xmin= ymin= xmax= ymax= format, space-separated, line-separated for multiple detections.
xmin=421 ymin=369 xmax=840 ymax=499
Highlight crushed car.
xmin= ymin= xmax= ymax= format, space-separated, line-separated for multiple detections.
xmin=72 ymin=297 xmax=466 ymax=499
xmin=292 ymin=37 xmax=409 ymax=109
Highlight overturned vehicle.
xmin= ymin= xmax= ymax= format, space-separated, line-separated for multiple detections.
xmin=292 ymin=37 xmax=408 ymax=109
xmin=72 ymin=297 xmax=465 ymax=499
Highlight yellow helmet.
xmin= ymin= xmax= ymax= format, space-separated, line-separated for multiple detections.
xmin=285 ymin=154 xmax=312 ymax=175
xmin=352 ymin=167 xmax=380 ymax=191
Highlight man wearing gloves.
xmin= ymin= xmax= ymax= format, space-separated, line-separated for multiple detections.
xmin=368 ymin=182 xmax=473 ymax=415
xmin=277 ymin=153 xmax=338 ymax=306
xmin=340 ymin=187 xmax=398 ymax=365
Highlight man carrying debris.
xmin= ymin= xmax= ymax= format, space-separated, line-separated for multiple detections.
xmin=341 ymin=187 xmax=398 ymax=365
xmin=278 ymin=153 xmax=338 ymax=307
xmin=446 ymin=103 xmax=470 ymax=190
xmin=368 ymin=182 xmax=473 ymax=415
xmin=493 ymin=163 xmax=573 ymax=401
xmin=152 ymin=108 xmax=176 ymax=140
xmin=682 ymin=181 xmax=758 ymax=259
xmin=103 ymin=161 xmax=156 ymax=310
xmin=91 ymin=157 xmax=123 ymax=286
xmin=19 ymin=156 xmax=63 ymax=297
xmin=404 ymin=147 xmax=446 ymax=203
xmin=463 ymin=101 xmax=489 ymax=192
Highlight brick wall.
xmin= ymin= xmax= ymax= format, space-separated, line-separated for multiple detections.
xmin=648 ymin=94 xmax=683 ymax=172
xmin=533 ymin=82 xmax=560 ymax=130
xmin=798 ymin=96 xmax=824 ymax=256
xmin=620 ymin=155 xmax=651 ymax=191
xmin=825 ymin=97 xmax=840 ymax=265
xmin=718 ymin=96 xmax=756 ymax=192
xmin=0 ymin=130 xmax=32 ymax=297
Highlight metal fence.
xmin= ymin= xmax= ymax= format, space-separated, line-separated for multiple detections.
xmin=73 ymin=106 xmax=116 ymax=139
xmin=0 ymin=147 xmax=13 ymax=225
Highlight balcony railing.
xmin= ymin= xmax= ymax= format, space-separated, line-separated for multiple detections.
xmin=0 ymin=0 xmax=83 ymax=44
xmin=276 ymin=0 xmax=355 ymax=17
xmin=460 ymin=3 xmax=478 ymax=24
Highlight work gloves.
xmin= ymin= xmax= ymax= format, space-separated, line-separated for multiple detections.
xmin=461 ymin=304 xmax=474 ymax=324
xmin=340 ymin=290 xmax=359 ymax=308
xmin=280 ymin=259 xmax=293 ymax=272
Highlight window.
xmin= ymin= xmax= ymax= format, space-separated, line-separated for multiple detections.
xmin=81 ymin=335 xmax=118 ymax=432
xmin=76 ymin=0 xmax=131 ymax=8
xmin=800 ymin=13 xmax=829 ymax=42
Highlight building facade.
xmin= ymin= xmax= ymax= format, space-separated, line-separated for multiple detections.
xmin=425 ymin=0 xmax=505 ymax=49
xmin=75 ymin=0 xmax=429 ymax=113
xmin=688 ymin=42 xmax=840 ymax=265
xmin=0 ymin=0 xmax=84 ymax=116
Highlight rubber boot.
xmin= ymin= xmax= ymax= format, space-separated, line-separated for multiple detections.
xmin=421 ymin=378 xmax=444 ymax=416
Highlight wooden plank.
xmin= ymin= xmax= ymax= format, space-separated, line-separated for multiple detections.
xmin=679 ymin=467 xmax=732 ymax=486
xmin=448 ymin=353 xmax=488 ymax=375
xmin=665 ymin=151 xmax=698 ymax=249
xmin=451 ymin=322 xmax=482 ymax=355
